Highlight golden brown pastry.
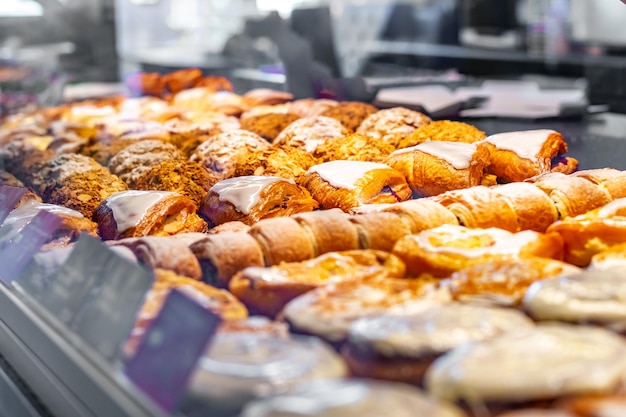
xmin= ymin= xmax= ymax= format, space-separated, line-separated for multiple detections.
xmin=162 ymin=68 xmax=203 ymax=94
xmin=242 ymin=88 xmax=294 ymax=107
xmin=492 ymin=182 xmax=559 ymax=232
xmin=572 ymin=168 xmax=626 ymax=199
xmin=287 ymin=98 xmax=338 ymax=118
xmin=312 ymin=133 xmax=395 ymax=163
xmin=399 ymin=120 xmax=487 ymax=149
xmin=349 ymin=212 xmax=413 ymax=252
xmin=432 ymin=186 xmax=519 ymax=232
xmin=479 ymin=129 xmax=573 ymax=182
xmin=193 ymin=75 xmax=234 ymax=93
xmin=0 ymin=171 xmax=40 ymax=204
xmin=207 ymin=221 xmax=250 ymax=235
xmin=377 ymin=199 xmax=459 ymax=234
xmin=386 ymin=141 xmax=490 ymax=197
xmin=94 ymin=190 xmax=207 ymax=240
xmin=589 ymin=243 xmax=626 ymax=270
xmin=356 ymin=107 xmax=431 ymax=148
xmin=272 ymin=116 xmax=350 ymax=153
xmin=392 ymin=224 xmax=565 ymax=277
xmin=171 ymin=89 xmax=247 ymax=116
xmin=528 ymin=173 xmax=612 ymax=219
xmin=247 ymin=217 xmax=316 ymax=265
xmin=302 ymin=161 xmax=411 ymax=211
xmin=133 ymin=160 xmax=221 ymax=207
xmin=188 ymin=232 xmax=265 ymax=287
xmin=291 ymin=209 xmax=361 ymax=256
xmin=200 ymin=176 xmax=318 ymax=227
xmin=239 ymin=104 xmax=291 ymax=121
xmin=319 ymin=101 xmax=378 ymax=132
xmin=80 ymin=137 xmax=141 ymax=166
xmin=230 ymin=145 xmax=318 ymax=183
xmin=239 ymin=113 xmax=300 ymax=141
xmin=229 ymin=250 xmax=406 ymax=318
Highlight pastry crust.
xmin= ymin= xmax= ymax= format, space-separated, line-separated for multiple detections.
xmin=272 ymin=116 xmax=350 ymax=153
xmin=392 ymin=224 xmax=565 ymax=277
xmin=242 ymin=88 xmax=294 ymax=107
xmin=287 ymin=98 xmax=338 ymax=118
xmin=493 ymin=182 xmax=559 ymax=232
xmin=379 ymin=199 xmax=459 ymax=233
xmin=386 ymin=141 xmax=490 ymax=197
xmin=200 ymin=176 xmax=318 ymax=226
xmin=229 ymin=250 xmax=406 ymax=318
xmin=320 ymin=101 xmax=378 ymax=132
xmin=247 ymin=217 xmax=316 ymax=265
xmin=349 ymin=212 xmax=413 ymax=251
xmin=572 ymin=168 xmax=626 ymax=199
xmin=239 ymin=113 xmax=300 ymax=141
xmin=432 ymin=186 xmax=519 ymax=232
xmin=291 ymin=209 xmax=360 ymax=256
xmin=94 ymin=190 xmax=207 ymax=240
xmin=303 ymin=161 xmax=411 ymax=211
xmin=399 ymin=120 xmax=486 ymax=149
xmin=312 ymin=133 xmax=395 ymax=163
xmin=207 ymin=221 xmax=250 ymax=235
xmin=230 ymin=145 xmax=318 ymax=183
xmin=356 ymin=107 xmax=431 ymax=148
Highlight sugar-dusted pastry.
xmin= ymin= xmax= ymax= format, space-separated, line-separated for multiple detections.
xmin=247 ymin=217 xmax=315 ymax=265
xmin=399 ymin=120 xmax=487 ymax=149
xmin=230 ymin=250 xmax=406 ymax=318
xmin=242 ymin=88 xmax=294 ymax=107
xmin=303 ymin=161 xmax=411 ymax=212
xmin=189 ymin=232 xmax=265 ymax=287
xmin=392 ymin=224 xmax=565 ymax=277
xmin=343 ymin=304 xmax=533 ymax=384
xmin=320 ymin=101 xmax=378 ymax=132
xmin=172 ymin=88 xmax=247 ymax=116
xmin=283 ymin=275 xmax=450 ymax=344
xmin=378 ymin=199 xmax=459 ymax=233
xmin=133 ymin=160 xmax=221 ymax=207
xmin=231 ymin=145 xmax=318 ymax=183
xmin=492 ymin=182 xmax=558 ymax=232
xmin=273 ymin=116 xmax=350 ymax=153
xmin=287 ymin=98 xmax=338 ymax=118
xmin=200 ymin=176 xmax=318 ymax=227
xmin=387 ymin=141 xmax=490 ymax=197
xmin=572 ymin=168 xmax=626 ymax=199
xmin=291 ymin=209 xmax=361 ymax=256
xmin=449 ymin=256 xmax=580 ymax=307
xmin=312 ymin=133 xmax=395 ymax=163
xmin=432 ymin=186 xmax=519 ymax=232
xmin=356 ymin=107 xmax=431 ymax=148
xmin=590 ymin=242 xmax=626 ymax=270
xmin=94 ymin=190 xmax=207 ymax=240
xmin=349 ymin=212 xmax=413 ymax=252
xmin=480 ymin=129 xmax=573 ymax=182
xmin=190 ymin=129 xmax=270 ymax=177
xmin=529 ymin=173 xmax=612 ymax=219
xmin=426 ymin=324 xmax=626 ymax=405
xmin=240 ymin=113 xmax=300 ymax=141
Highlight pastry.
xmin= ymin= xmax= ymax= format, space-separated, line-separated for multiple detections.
xmin=291 ymin=209 xmax=361 ymax=256
xmin=133 ymin=160 xmax=221 ymax=207
xmin=171 ymin=89 xmax=247 ymax=116
xmin=190 ymin=129 xmax=270 ymax=177
xmin=0 ymin=171 xmax=40 ymax=205
xmin=80 ymin=137 xmax=141 ymax=166
xmin=239 ymin=104 xmax=291 ymax=121
xmin=392 ymin=224 xmax=565 ymax=277
xmin=343 ymin=303 xmax=533 ymax=384
xmin=229 ymin=250 xmax=406 ymax=318
xmin=303 ymin=160 xmax=411 ymax=211
xmin=126 ymin=71 xmax=166 ymax=97
xmin=432 ymin=186 xmax=519 ymax=232
xmin=239 ymin=113 xmax=300 ymax=141
xmin=200 ymin=176 xmax=318 ymax=227
xmin=217 ymin=316 xmax=289 ymax=338
xmin=479 ymin=130 xmax=572 ymax=182
xmin=312 ymin=133 xmax=395 ymax=163
xmin=207 ymin=221 xmax=250 ymax=235
xmin=230 ymin=145 xmax=318 ymax=183
xmin=162 ymin=68 xmax=203 ymax=94
xmin=287 ymin=98 xmax=338 ymax=118
xmin=193 ymin=75 xmax=234 ymax=92
xmin=386 ymin=141 xmax=490 ymax=197
xmin=348 ymin=212 xmax=413 ymax=251
xmin=492 ymin=182 xmax=559 ymax=232
xmin=242 ymin=88 xmax=294 ymax=107
xmin=273 ymin=116 xmax=350 ymax=153
xmin=557 ymin=394 xmax=626 ymax=417
xmin=572 ymin=168 xmax=626 ymax=199
xmin=399 ymin=120 xmax=487 ymax=149
xmin=590 ymin=242 xmax=626 ymax=270
xmin=449 ymin=256 xmax=580 ymax=307
xmin=498 ymin=411 xmax=574 ymax=417
xmin=247 ymin=217 xmax=316 ymax=265
xmin=356 ymin=107 xmax=431 ymax=148
xmin=319 ymin=101 xmax=378 ymax=132
xmin=188 ymin=232 xmax=265 ymax=287
xmin=377 ymin=199 xmax=459 ymax=234
xmin=94 ymin=190 xmax=207 ymax=240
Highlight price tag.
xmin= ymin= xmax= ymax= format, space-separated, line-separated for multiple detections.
xmin=125 ymin=289 xmax=221 ymax=413
xmin=0 ymin=186 xmax=26 ymax=225
xmin=0 ymin=210 xmax=62 ymax=284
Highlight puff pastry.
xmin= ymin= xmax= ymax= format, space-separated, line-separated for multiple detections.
xmin=399 ymin=120 xmax=487 ymax=149
xmin=378 ymin=199 xmax=459 ymax=233
xmin=200 ymin=176 xmax=318 ymax=227
xmin=247 ymin=217 xmax=316 ymax=265
xmin=493 ymin=182 xmax=559 ymax=232
xmin=303 ymin=161 xmax=411 ymax=211
xmin=291 ymin=209 xmax=360 ymax=256
xmin=230 ymin=145 xmax=318 ymax=182
xmin=349 ymin=212 xmax=413 ymax=251
xmin=572 ymin=168 xmax=626 ymax=199
xmin=272 ymin=116 xmax=349 ymax=153
xmin=312 ymin=133 xmax=395 ymax=163
xmin=387 ymin=141 xmax=490 ymax=197
xmin=392 ymin=224 xmax=565 ymax=277
xmin=229 ymin=250 xmax=406 ymax=318
xmin=94 ymin=190 xmax=207 ymax=240
xmin=356 ymin=107 xmax=431 ymax=148
xmin=319 ymin=101 xmax=378 ymax=132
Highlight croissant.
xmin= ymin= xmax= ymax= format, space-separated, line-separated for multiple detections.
xmin=572 ymin=168 xmax=626 ymax=199
xmin=348 ymin=212 xmax=413 ymax=252
xmin=200 ymin=176 xmax=318 ymax=227
xmin=386 ymin=141 xmax=490 ymax=197
xmin=492 ymin=182 xmax=558 ymax=232
xmin=94 ymin=190 xmax=207 ymax=240
xmin=302 ymin=161 xmax=411 ymax=212
xmin=247 ymin=217 xmax=316 ymax=265
xmin=229 ymin=250 xmax=406 ymax=318
xmin=377 ymin=199 xmax=459 ymax=233
xmin=291 ymin=209 xmax=361 ymax=256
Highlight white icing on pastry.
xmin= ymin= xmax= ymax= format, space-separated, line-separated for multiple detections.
xmin=308 ymin=161 xmax=391 ymax=190
xmin=350 ymin=304 xmax=533 ymax=358
xmin=4 ymin=199 xmax=83 ymax=224
xmin=391 ymin=142 xmax=476 ymax=169
xmin=426 ymin=324 xmax=626 ymax=403
xmin=484 ymin=129 xmax=557 ymax=162
xmin=106 ymin=190 xmax=174 ymax=233
xmin=597 ymin=198 xmax=626 ymax=218
xmin=211 ymin=176 xmax=289 ymax=215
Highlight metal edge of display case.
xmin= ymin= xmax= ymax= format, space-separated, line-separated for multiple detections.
xmin=0 ymin=283 xmax=170 ymax=417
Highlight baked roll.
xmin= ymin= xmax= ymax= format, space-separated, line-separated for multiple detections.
xmin=528 ymin=173 xmax=612 ymax=219
xmin=432 ymin=186 xmax=519 ymax=232
xmin=356 ymin=107 xmax=431 ymax=148
xmin=386 ymin=141 xmax=490 ymax=197
xmin=378 ymin=199 xmax=459 ymax=233
xmin=572 ymin=168 xmax=626 ymax=199
xmin=200 ymin=176 xmax=318 ymax=227
xmin=312 ymin=133 xmax=395 ymax=163
xmin=230 ymin=145 xmax=318 ymax=183
xmin=479 ymin=129 xmax=573 ymax=182
xmin=319 ymin=101 xmax=378 ymax=132
xmin=272 ymin=116 xmax=350 ymax=153
xmin=239 ymin=113 xmax=300 ymax=141
xmin=449 ymin=256 xmax=580 ymax=307
xmin=247 ymin=217 xmax=315 ymax=265
xmin=492 ymin=182 xmax=558 ymax=232
xmin=343 ymin=304 xmax=533 ymax=384
xmin=229 ymin=250 xmax=406 ymax=318
xmin=94 ymin=190 xmax=207 ymax=240
xmin=303 ymin=161 xmax=411 ymax=211
xmin=291 ymin=209 xmax=361 ymax=257
xmin=399 ymin=120 xmax=487 ymax=149
xmin=392 ymin=224 xmax=565 ymax=277
xmin=348 ymin=212 xmax=413 ymax=252
xmin=287 ymin=98 xmax=338 ymax=118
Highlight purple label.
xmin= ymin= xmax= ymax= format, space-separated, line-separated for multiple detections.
xmin=0 ymin=186 xmax=26 ymax=225
xmin=0 ymin=211 xmax=62 ymax=284
xmin=125 ymin=289 xmax=221 ymax=413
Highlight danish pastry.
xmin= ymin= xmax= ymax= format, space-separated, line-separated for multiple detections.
xmin=399 ymin=120 xmax=486 ymax=149
xmin=230 ymin=145 xmax=318 ymax=183
xmin=572 ymin=168 xmax=626 ymax=199
xmin=273 ymin=116 xmax=349 ymax=153
xmin=312 ymin=133 xmax=395 ymax=163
